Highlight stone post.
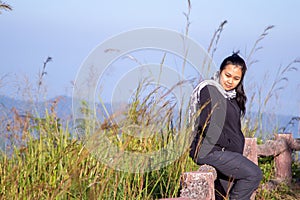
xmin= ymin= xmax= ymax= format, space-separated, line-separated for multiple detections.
xmin=180 ymin=165 xmax=217 ymax=200
xmin=274 ymin=133 xmax=293 ymax=184
xmin=243 ymin=137 xmax=258 ymax=200
xmin=243 ymin=137 xmax=258 ymax=165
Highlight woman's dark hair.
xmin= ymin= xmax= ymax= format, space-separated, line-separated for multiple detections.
xmin=220 ymin=51 xmax=247 ymax=116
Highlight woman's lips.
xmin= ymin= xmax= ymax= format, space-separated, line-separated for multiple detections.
xmin=225 ymin=84 xmax=232 ymax=89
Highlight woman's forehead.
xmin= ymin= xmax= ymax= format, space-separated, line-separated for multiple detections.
xmin=223 ymin=64 xmax=242 ymax=75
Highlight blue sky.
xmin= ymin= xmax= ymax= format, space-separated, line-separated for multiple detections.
xmin=1 ymin=0 xmax=300 ymax=118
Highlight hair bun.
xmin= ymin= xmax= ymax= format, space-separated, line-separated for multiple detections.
xmin=232 ymin=50 xmax=240 ymax=56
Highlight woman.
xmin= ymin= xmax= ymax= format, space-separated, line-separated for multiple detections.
xmin=189 ymin=52 xmax=262 ymax=200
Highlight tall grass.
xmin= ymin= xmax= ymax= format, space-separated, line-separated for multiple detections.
xmin=243 ymin=26 xmax=300 ymax=138
xmin=0 ymin=1 xmax=12 ymax=14
xmin=0 ymin=80 xmax=199 ymax=199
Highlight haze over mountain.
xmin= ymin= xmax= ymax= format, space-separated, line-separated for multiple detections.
xmin=0 ymin=95 xmax=299 ymax=139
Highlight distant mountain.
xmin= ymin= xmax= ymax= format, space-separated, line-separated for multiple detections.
xmin=0 ymin=95 xmax=115 ymax=124
xmin=0 ymin=95 xmax=73 ymax=119
xmin=0 ymin=95 xmax=299 ymax=138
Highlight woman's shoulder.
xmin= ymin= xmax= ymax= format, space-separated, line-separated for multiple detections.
xmin=191 ymin=80 xmax=225 ymax=102
xmin=200 ymin=84 xmax=223 ymax=96
xmin=196 ymin=85 xmax=224 ymax=106
xmin=193 ymin=80 xmax=220 ymax=93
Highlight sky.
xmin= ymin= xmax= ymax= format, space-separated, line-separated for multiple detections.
xmin=1 ymin=0 xmax=300 ymax=119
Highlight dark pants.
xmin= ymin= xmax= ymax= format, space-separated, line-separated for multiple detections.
xmin=197 ymin=150 xmax=263 ymax=200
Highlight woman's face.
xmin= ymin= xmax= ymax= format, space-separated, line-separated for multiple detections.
xmin=220 ymin=64 xmax=242 ymax=91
